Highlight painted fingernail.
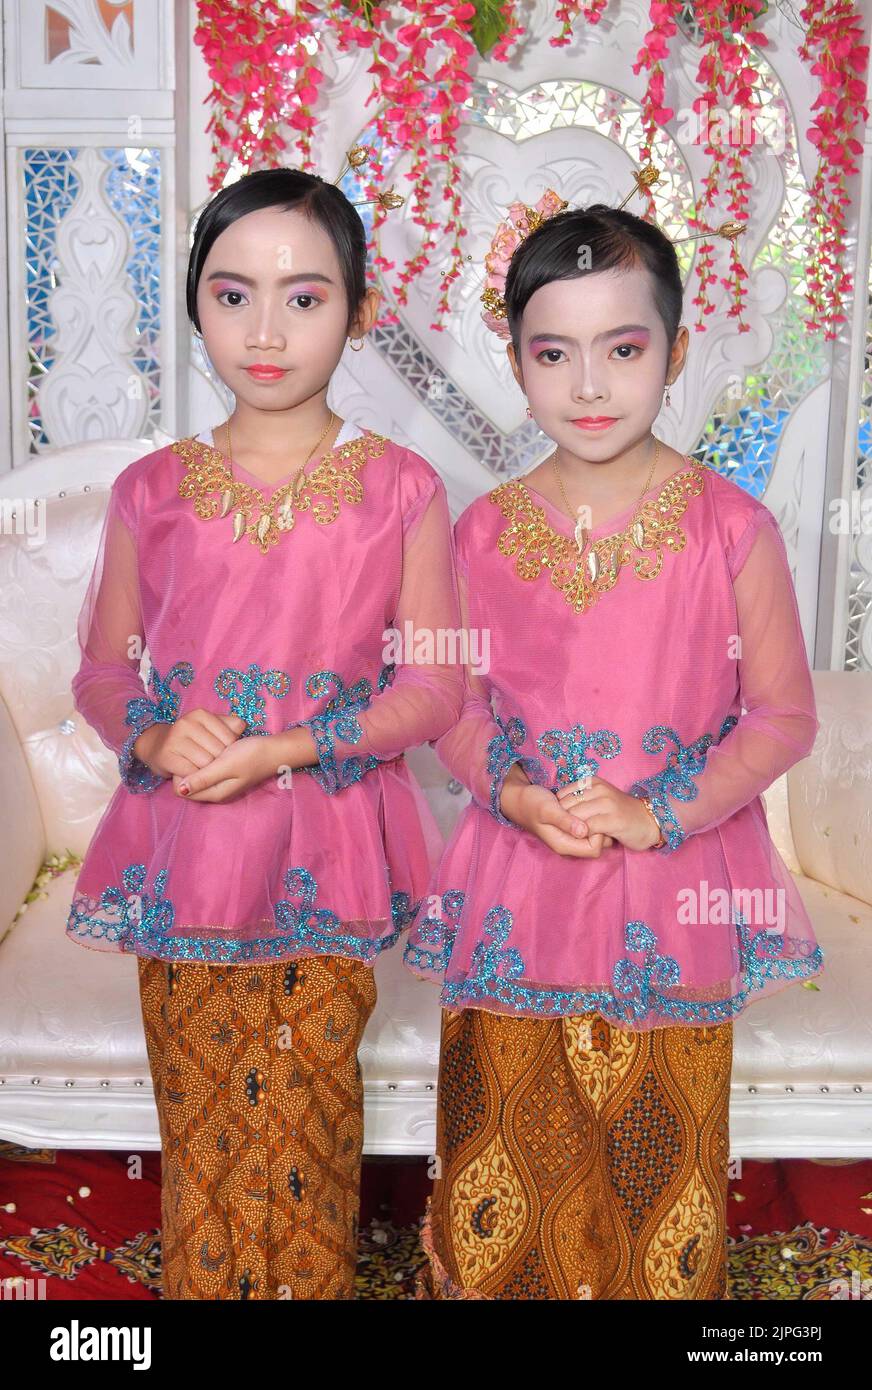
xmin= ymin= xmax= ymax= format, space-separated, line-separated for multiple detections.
xmin=179 ymin=783 xmax=190 ymax=795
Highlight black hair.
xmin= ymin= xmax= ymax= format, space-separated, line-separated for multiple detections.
xmin=186 ymin=167 xmax=368 ymax=334
xmin=503 ymin=204 xmax=683 ymax=366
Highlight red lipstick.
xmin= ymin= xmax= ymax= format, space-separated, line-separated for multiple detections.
xmin=245 ymin=364 xmax=287 ymax=381
xmin=571 ymin=417 xmax=617 ymax=431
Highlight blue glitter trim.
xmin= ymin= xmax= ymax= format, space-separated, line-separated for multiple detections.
xmin=486 ymin=713 xmax=549 ymax=827
xmin=118 ymin=660 xmax=194 ymax=792
xmin=402 ymin=889 xmax=465 ymax=973
xmin=66 ymin=860 xmax=419 ymax=964
xmin=628 ymin=716 xmax=739 ymax=853
xmin=403 ymin=888 xmax=823 ymax=1025
xmin=213 ymin=662 xmax=291 ymax=734
xmin=536 ymin=722 xmax=622 ymax=787
xmin=286 ymin=666 xmax=397 ymax=794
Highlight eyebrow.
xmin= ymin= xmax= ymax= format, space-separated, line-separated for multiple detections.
xmin=528 ymin=323 xmax=651 ymax=347
xmin=205 ymin=271 xmax=335 ymax=286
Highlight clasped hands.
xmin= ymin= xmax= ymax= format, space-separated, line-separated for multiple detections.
xmin=131 ymin=709 xmax=312 ymax=803
xmin=498 ymin=764 xmax=663 ymax=857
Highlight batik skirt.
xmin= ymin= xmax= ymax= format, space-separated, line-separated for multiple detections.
xmin=418 ymin=1007 xmax=733 ymax=1300
xmin=137 ymin=952 xmax=377 ymax=1299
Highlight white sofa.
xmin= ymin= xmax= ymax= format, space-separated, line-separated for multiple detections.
xmin=1 ymin=441 xmax=871 ymax=1159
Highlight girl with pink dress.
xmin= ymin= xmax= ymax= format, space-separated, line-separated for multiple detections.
xmin=404 ymin=191 xmax=823 ymax=1301
xmin=66 ymin=163 xmax=462 ymax=1300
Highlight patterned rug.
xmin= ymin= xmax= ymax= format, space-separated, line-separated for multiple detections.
xmin=1 ymin=1142 xmax=870 ymax=1299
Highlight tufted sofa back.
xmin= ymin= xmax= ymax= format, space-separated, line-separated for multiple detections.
xmin=0 ymin=441 xmax=161 ymax=888
xmin=786 ymin=668 xmax=872 ymax=907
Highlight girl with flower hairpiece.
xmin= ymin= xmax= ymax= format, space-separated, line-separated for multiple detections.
xmin=65 ymin=162 xmax=463 ymax=1300
xmin=404 ymin=180 xmax=823 ymax=1301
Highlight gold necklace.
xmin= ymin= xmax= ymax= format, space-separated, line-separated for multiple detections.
xmin=490 ymin=454 xmax=707 ymax=612
xmin=174 ymin=428 xmax=387 ymax=556
xmin=219 ymin=410 xmax=336 ymax=544
xmin=551 ymin=437 xmax=660 ymax=556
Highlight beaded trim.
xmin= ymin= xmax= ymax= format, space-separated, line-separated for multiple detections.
xmin=66 ymin=861 xmax=422 ymax=963
xmin=628 ymin=716 xmax=739 ymax=853
xmin=172 ymin=430 xmax=388 ymax=555
xmin=537 ymin=722 xmax=622 ymax=786
xmin=213 ymin=662 xmax=291 ymax=735
xmin=402 ymin=896 xmax=824 ymax=1026
xmin=119 ymin=660 xmax=194 ymax=793
xmin=286 ymin=664 xmax=397 ymax=795
xmin=485 ymin=714 xmax=549 ymax=827
xmin=489 ymin=458 xmax=708 ymax=613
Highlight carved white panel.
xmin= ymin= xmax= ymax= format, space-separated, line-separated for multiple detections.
xmin=14 ymin=0 xmax=161 ymax=90
xmin=2 ymin=0 xmax=179 ymax=463
xmin=37 ymin=147 xmax=149 ymax=441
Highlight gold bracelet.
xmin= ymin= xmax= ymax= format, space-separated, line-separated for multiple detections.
xmin=640 ymin=796 xmax=667 ymax=849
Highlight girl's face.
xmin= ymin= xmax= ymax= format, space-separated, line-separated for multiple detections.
xmin=507 ymin=263 xmax=687 ymax=458
xmin=195 ymin=204 xmax=372 ymax=411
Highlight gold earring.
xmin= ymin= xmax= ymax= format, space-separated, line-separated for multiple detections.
xmin=349 ymin=338 xmax=365 ymax=352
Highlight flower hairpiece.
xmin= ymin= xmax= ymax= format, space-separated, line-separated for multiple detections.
xmin=479 ymin=162 xmax=746 ymax=339
xmin=480 ymin=190 xmax=569 ymax=340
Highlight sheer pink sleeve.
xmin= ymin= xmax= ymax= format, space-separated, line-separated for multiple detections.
xmin=429 ymin=555 xmax=549 ymax=826
xmin=629 ymin=509 xmax=820 ymax=851
xmin=288 ymin=472 xmax=465 ymax=793
xmin=71 ymin=481 xmax=184 ymax=793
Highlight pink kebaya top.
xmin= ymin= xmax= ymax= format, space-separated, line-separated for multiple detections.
xmin=403 ymin=453 xmax=824 ymax=1029
xmin=66 ymin=418 xmax=463 ymax=964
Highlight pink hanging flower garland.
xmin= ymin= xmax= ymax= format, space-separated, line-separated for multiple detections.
xmin=194 ymin=0 xmax=325 ymax=184
xmin=550 ymin=0 xmax=609 ymax=48
xmin=798 ymin=0 xmax=869 ymax=339
xmin=490 ymin=1 xmax=526 ymax=61
xmin=192 ymin=0 xmax=867 ymax=339
xmin=630 ymin=0 xmax=683 ymax=206
xmin=326 ymin=0 xmax=491 ymax=331
xmin=630 ymin=0 xmax=765 ymax=332
xmin=685 ymin=0 xmax=768 ymax=333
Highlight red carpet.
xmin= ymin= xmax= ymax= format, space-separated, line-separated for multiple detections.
xmin=1 ymin=1142 xmax=870 ymax=1299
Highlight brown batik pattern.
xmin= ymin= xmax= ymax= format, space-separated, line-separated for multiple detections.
xmin=418 ymin=1007 xmax=733 ymax=1300
xmin=137 ymin=952 xmax=377 ymax=1300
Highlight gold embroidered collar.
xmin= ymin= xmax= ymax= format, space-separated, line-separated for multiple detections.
xmin=489 ymin=458 xmax=708 ymax=614
xmin=173 ymin=430 xmax=388 ymax=555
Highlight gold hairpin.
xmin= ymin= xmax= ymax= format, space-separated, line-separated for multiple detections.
xmin=332 ymin=144 xmax=406 ymax=212
xmin=615 ymin=164 xmax=746 ymax=245
xmin=671 ymin=220 xmax=746 ymax=244
xmin=614 ymin=163 xmax=663 ymax=210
